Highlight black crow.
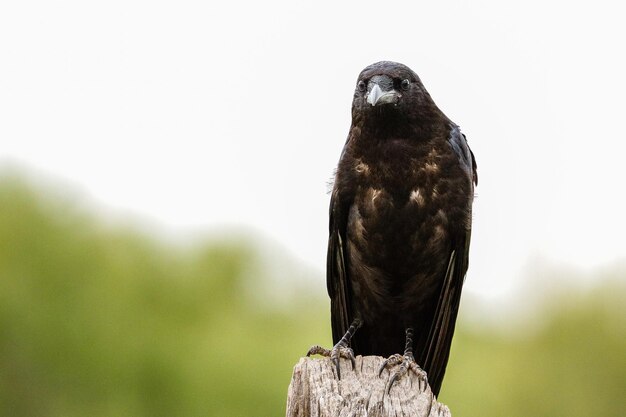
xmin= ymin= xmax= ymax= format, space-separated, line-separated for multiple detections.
xmin=308 ymin=61 xmax=477 ymax=396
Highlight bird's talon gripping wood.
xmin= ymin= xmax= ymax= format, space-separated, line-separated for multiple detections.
xmin=312 ymin=61 xmax=477 ymax=396
xmin=378 ymin=353 xmax=403 ymax=377
xmin=306 ymin=345 xmax=331 ymax=357
xmin=306 ymin=344 xmax=356 ymax=379
xmin=382 ymin=354 xmax=428 ymax=394
xmin=307 ymin=319 xmax=360 ymax=379
xmin=379 ymin=328 xmax=429 ymax=394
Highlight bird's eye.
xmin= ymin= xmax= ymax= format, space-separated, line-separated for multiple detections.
xmin=357 ymin=80 xmax=367 ymax=92
xmin=401 ymin=79 xmax=410 ymax=91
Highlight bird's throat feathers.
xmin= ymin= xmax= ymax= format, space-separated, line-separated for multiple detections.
xmin=350 ymin=112 xmax=446 ymax=147
xmin=351 ymin=102 xmax=446 ymax=145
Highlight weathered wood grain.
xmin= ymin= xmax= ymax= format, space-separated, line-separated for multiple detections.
xmin=286 ymin=356 xmax=451 ymax=417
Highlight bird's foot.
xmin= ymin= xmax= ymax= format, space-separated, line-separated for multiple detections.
xmin=307 ymin=319 xmax=361 ymax=379
xmin=307 ymin=343 xmax=356 ymax=379
xmin=378 ymin=352 xmax=428 ymax=393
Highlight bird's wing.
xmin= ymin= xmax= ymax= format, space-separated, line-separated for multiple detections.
xmin=422 ymin=234 xmax=470 ymax=395
xmin=422 ymin=128 xmax=477 ymax=395
xmin=326 ymin=188 xmax=354 ymax=346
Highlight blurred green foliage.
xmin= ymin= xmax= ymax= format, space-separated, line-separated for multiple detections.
xmin=0 ymin=174 xmax=624 ymax=417
xmin=443 ymin=286 xmax=626 ymax=416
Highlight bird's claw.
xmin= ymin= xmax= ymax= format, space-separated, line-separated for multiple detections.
xmin=306 ymin=343 xmax=356 ymax=379
xmin=379 ymin=353 xmax=428 ymax=394
xmin=378 ymin=353 xmax=403 ymax=376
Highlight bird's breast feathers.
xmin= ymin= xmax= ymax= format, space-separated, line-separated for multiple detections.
xmin=340 ymin=136 xmax=472 ymax=272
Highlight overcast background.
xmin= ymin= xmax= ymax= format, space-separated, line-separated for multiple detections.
xmin=2 ymin=0 xmax=625 ymax=308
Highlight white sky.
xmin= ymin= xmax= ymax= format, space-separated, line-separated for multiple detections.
xmin=2 ymin=0 xmax=625 ymax=302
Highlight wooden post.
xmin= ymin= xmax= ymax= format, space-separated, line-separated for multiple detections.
xmin=286 ymin=356 xmax=451 ymax=417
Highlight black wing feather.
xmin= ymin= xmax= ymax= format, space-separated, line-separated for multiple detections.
xmin=421 ymin=231 xmax=471 ymax=395
xmin=422 ymin=129 xmax=477 ymax=395
xmin=327 ymin=191 xmax=353 ymax=346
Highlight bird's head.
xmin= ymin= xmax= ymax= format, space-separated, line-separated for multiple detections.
xmin=352 ymin=61 xmax=438 ymax=126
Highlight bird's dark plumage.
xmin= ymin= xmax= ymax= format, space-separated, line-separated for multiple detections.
xmin=325 ymin=61 xmax=477 ymax=396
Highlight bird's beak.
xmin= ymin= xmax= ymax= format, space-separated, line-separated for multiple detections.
xmin=367 ymin=83 xmax=400 ymax=106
